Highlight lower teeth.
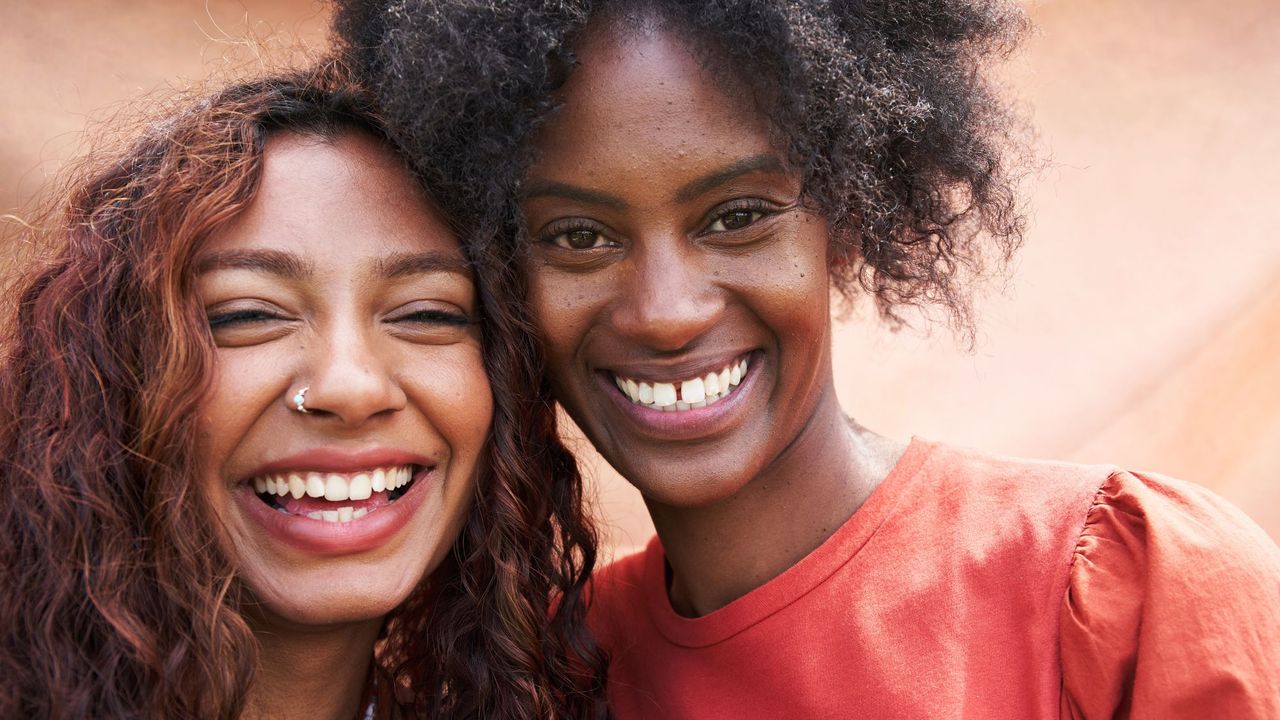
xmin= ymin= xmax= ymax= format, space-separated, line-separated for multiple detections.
xmin=255 ymin=477 xmax=415 ymax=522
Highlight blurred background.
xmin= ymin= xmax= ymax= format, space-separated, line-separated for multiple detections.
xmin=3 ymin=0 xmax=1277 ymax=552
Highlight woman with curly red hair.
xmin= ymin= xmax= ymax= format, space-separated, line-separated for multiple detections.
xmin=0 ymin=64 xmax=605 ymax=719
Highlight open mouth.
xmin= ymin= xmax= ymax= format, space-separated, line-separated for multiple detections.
xmin=250 ymin=465 xmax=420 ymax=524
xmin=612 ymin=354 xmax=751 ymax=412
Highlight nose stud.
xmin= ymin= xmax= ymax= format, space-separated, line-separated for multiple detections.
xmin=292 ymin=386 xmax=310 ymax=414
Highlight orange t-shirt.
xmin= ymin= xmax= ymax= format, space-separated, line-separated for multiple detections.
xmin=588 ymin=440 xmax=1280 ymax=719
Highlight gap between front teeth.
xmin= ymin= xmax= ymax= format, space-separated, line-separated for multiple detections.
xmin=614 ymin=356 xmax=750 ymax=412
xmin=251 ymin=465 xmax=415 ymax=522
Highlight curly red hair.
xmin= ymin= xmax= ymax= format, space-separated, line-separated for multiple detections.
xmin=0 ymin=62 xmax=606 ymax=719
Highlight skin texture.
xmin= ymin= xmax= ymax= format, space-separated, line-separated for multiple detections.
xmin=195 ymin=131 xmax=492 ymax=719
xmin=521 ymin=26 xmax=902 ymax=616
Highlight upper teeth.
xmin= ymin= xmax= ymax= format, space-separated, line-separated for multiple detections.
xmin=614 ymin=356 xmax=750 ymax=412
xmin=251 ymin=465 xmax=414 ymax=502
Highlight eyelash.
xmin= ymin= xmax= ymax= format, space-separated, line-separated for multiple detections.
xmin=539 ymin=219 xmax=614 ymax=251
xmin=389 ymin=309 xmax=474 ymax=327
xmin=208 ymin=309 xmax=472 ymax=332
xmin=207 ymin=309 xmax=285 ymax=329
xmin=703 ymin=199 xmax=774 ymax=234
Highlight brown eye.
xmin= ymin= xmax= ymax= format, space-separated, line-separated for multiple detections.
xmin=553 ymin=229 xmax=607 ymax=250
xmin=709 ymin=209 xmax=762 ymax=232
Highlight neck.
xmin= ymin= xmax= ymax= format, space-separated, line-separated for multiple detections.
xmin=242 ymin=613 xmax=382 ymax=720
xmin=647 ymin=391 xmax=904 ymax=617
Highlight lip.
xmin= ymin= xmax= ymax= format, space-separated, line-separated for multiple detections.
xmin=598 ymin=350 xmax=761 ymax=441
xmin=240 ymin=447 xmax=435 ymax=481
xmin=235 ymin=447 xmax=438 ymax=557
xmin=603 ymin=351 xmax=752 ymax=384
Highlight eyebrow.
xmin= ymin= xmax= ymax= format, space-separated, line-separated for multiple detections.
xmin=672 ymin=155 xmax=788 ymax=203
xmin=520 ymin=180 xmax=628 ymax=210
xmin=194 ymin=249 xmax=471 ymax=280
xmin=374 ymin=251 xmax=472 ymax=279
xmin=520 ymin=154 xmax=789 ymax=210
xmin=195 ymin=249 xmax=312 ymax=279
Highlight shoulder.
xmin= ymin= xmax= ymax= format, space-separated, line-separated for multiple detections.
xmin=1061 ymin=468 xmax=1280 ymax=717
xmin=1066 ymin=467 xmax=1280 ymax=595
xmin=910 ymin=440 xmax=1276 ymax=560
xmin=1084 ymin=467 xmax=1275 ymax=545
xmin=896 ymin=440 xmax=1116 ymax=552
xmin=915 ymin=439 xmax=1114 ymax=499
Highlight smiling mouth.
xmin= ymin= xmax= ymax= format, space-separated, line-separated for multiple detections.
xmin=251 ymin=465 xmax=420 ymax=524
xmin=612 ymin=354 xmax=751 ymax=412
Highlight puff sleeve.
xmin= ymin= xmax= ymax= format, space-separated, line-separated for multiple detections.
xmin=1059 ymin=470 xmax=1280 ymax=719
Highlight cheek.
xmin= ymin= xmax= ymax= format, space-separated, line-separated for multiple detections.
xmin=784 ymin=214 xmax=835 ymax=290
xmin=524 ymin=266 xmax=599 ymax=363
xmin=410 ymin=346 xmax=494 ymax=457
xmin=199 ymin=350 xmax=286 ymax=480
xmin=743 ymin=224 xmax=833 ymax=327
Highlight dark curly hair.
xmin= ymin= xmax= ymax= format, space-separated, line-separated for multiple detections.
xmin=0 ymin=61 xmax=605 ymax=718
xmin=332 ymin=0 xmax=1028 ymax=333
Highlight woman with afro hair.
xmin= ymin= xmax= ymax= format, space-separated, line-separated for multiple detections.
xmin=333 ymin=1 xmax=1280 ymax=717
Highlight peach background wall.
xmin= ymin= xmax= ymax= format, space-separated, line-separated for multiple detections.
xmin=3 ymin=0 xmax=1277 ymax=553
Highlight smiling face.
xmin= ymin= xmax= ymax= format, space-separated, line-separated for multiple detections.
xmin=195 ymin=131 xmax=491 ymax=627
xmin=521 ymin=25 xmax=837 ymax=508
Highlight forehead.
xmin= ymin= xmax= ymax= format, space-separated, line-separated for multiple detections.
xmin=530 ymin=25 xmax=779 ymax=176
xmin=204 ymin=131 xmax=459 ymax=264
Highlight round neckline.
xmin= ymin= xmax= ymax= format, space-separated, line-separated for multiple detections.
xmin=641 ymin=437 xmax=935 ymax=647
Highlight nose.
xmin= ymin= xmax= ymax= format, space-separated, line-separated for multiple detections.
xmin=613 ymin=238 xmax=724 ymax=353
xmin=300 ymin=322 xmax=406 ymax=426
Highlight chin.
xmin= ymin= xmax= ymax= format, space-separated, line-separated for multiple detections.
xmin=627 ymin=462 xmax=756 ymax=509
xmin=245 ymin=570 xmax=425 ymax=628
